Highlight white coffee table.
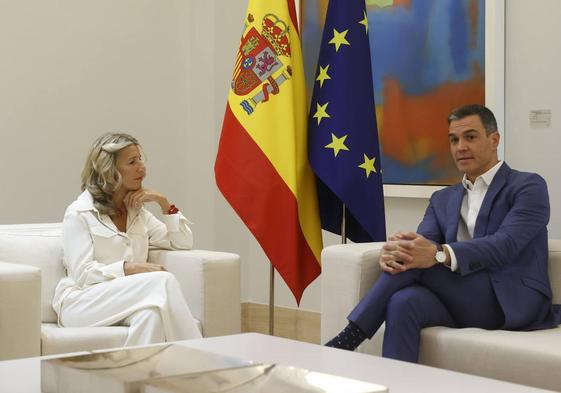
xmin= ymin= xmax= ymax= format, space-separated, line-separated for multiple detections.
xmin=0 ymin=333 xmax=555 ymax=393
xmin=179 ymin=333 xmax=556 ymax=393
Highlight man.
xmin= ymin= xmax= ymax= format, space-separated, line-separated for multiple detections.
xmin=326 ymin=104 xmax=561 ymax=362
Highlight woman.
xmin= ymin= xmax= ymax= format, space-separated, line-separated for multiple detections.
xmin=52 ymin=133 xmax=202 ymax=345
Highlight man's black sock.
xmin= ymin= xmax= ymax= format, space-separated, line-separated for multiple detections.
xmin=324 ymin=322 xmax=367 ymax=351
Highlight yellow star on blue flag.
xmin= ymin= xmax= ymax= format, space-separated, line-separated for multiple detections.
xmin=359 ymin=11 xmax=369 ymax=33
xmin=316 ymin=65 xmax=332 ymax=87
xmin=329 ymin=29 xmax=350 ymax=52
xmin=325 ymin=133 xmax=350 ymax=157
xmin=313 ymin=102 xmax=330 ymax=125
xmin=358 ymin=154 xmax=377 ymax=178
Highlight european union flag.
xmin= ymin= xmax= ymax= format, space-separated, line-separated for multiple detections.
xmin=308 ymin=0 xmax=386 ymax=242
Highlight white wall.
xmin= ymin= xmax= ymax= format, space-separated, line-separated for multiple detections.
xmin=0 ymin=1 xmax=210 ymax=237
xmin=1 ymin=0 xmax=560 ymax=313
xmin=505 ymin=0 xmax=561 ymax=238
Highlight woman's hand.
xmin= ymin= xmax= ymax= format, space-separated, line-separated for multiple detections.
xmin=124 ymin=189 xmax=171 ymax=213
xmin=124 ymin=261 xmax=167 ymax=275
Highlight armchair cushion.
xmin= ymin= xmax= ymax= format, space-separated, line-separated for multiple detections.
xmin=0 ymin=224 xmax=63 ymax=323
xmin=0 ymin=261 xmax=42 ymax=360
xmin=417 ymin=326 xmax=561 ymax=389
xmin=320 ymin=242 xmax=383 ymax=349
xmin=149 ymin=249 xmax=241 ymax=337
xmin=41 ymin=323 xmax=129 ymax=356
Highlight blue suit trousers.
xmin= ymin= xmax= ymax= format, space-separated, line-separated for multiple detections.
xmin=348 ymin=265 xmax=510 ymax=362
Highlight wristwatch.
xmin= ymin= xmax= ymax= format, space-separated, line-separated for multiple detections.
xmin=435 ymin=243 xmax=447 ymax=264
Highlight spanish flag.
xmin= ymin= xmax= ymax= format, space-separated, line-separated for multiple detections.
xmin=215 ymin=0 xmax=322 ymax=303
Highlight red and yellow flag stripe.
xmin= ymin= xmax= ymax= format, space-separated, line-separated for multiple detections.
xmin=215 ymin=0 xmax=322 ymax=303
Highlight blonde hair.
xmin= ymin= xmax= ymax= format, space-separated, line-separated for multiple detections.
xmin=81 ymin=133 xmax=140 ymax=215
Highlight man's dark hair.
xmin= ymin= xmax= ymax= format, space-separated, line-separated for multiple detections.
xmin=448 ymin=104 xmax=498 ymax=135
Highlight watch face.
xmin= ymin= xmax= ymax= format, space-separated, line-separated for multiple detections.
xmin=435 ymin=251 xmax=446 ymax=263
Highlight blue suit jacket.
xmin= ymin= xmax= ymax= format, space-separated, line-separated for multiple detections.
xmin=418 ymin=163 xmax=560 ymax=330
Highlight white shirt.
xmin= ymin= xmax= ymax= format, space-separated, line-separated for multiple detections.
xmin=52 ymin=190 xmax=193 ymax=315
xmin=444 ymin=161 xmax=503 ymax=271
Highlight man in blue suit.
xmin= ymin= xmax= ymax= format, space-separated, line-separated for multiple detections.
xmin=326 ymin=104 xmax=561 ymax=362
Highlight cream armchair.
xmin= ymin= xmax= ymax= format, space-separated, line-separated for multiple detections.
xmin=321 ymin=240 xmax=561 ymax=392
xmin=0 ymin=223 xmax=241 ymax=361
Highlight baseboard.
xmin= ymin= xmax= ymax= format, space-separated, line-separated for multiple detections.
xmin=241 ymin=302 xmax=320 ymax=344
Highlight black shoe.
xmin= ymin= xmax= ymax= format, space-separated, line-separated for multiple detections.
xmin=324 ymin=322 xmax=366 ymax=351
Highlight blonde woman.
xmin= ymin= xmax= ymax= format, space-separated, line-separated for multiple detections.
xmin=52 ymin=133 xmax=202 ymax=345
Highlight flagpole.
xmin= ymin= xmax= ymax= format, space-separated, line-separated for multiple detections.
xmin=269 ymin=264 xmax=275 ymax=335
xmin=341 ymin=204 xmax=348 ymax=244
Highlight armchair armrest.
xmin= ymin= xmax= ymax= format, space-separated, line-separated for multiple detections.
xmin=320 ymin=242 xmax=384 ymax=353
xmin=0 ymin=261 xmax=41 ymax=360
xmin=148 ymin=249 xmax=241 ymax=337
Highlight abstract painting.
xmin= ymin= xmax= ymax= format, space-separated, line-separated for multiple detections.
xmin=302 ymin=0 xmax=485 ymax=185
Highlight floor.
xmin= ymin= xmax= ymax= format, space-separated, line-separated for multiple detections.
xmin=241 ymin=302 xmax=320 ymax=344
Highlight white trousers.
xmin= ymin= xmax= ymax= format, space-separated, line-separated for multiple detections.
xmin=59 ymin=271 xmax=202 ymax=346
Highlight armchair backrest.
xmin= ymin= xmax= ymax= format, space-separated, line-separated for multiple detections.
xmin=0 ymin=224 xmax=64 ymax=323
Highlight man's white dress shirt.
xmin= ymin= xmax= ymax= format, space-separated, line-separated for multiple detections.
xmin=445 ymin=161 xmax=504 ymax=271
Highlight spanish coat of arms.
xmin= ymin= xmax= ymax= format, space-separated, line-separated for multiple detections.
xmin=232 ymin=13 xmax=293 ymax=115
